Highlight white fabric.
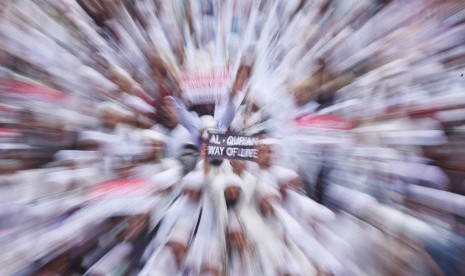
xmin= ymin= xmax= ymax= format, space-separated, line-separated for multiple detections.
xmin=182 ymin=170 xmax=205 ymax=191
xmin=152 ymin=124 xmax=193 ymax=158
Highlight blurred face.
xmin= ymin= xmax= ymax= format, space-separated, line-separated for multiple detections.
xmin=257 ymin=145 xmax=272 ymax=168
xmin=160 ymin=100 xmax=178 ymax=129
xmin=168 ymin=242 xmax=187 ymax=266
xmin=289 ymin=177 xmax=302 ymax=191
xmin=146 ymin=140 xmax=164 ymax=160
xmin=259 ymin=196 xmax=276 ymax=216
xmin=230 ymin=160 xmax=246 ymax=175
xmin=185 ymin=188 xmax=202 ymax=202
xmin=278 ymin=182 xmax=288 ymax=197
xmin=251 ymin=103 xmax=260 ymax=113
xmin=137 ymin=115 xmax=153 ymax=129
xmin=227 ymin=230 xmax=246 ymax=252
xmin=224 ymin=186 xmax=242 ymax=208
xmin=293 ymin=86 xmax=319 ymax=106
xmin=102 ymin=111 xmax=119 ymax=129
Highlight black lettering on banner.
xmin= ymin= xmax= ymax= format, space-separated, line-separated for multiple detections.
xmin=207 ymin=133 xmax=258 ymax=161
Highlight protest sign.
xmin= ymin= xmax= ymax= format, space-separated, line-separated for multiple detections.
xmin=206 ymin=133 xmax=258 ymax=161
xmin=181 ymin=67 xmax=229 ymax=104
xmin=290 ymin=114 xmax=355 ymax=144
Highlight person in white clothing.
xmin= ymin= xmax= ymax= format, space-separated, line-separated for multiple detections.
xmin=136 ymin=129 xmax=182 ymax=177
xmin=139 ymin=217 xmax=196 ymax=276
xmin=141 ymin=170 xmax=204 ymax=262
xmin=152 ymin=97 xmax=194 ymax=159
xmin=230 ymin=159 xmax=258 ymax=207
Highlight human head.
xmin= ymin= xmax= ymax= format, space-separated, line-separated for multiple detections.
xmin=275 ymin=168 xmax=300 ymax=197
xmin=98 ymin=102 xmax=128 ymax=130
xmin=151 ymin=168 xmax=180 ymax=195
xmin=223 ymin=174 xmax=244 ymax=209
xmin=230 ymin=160 xmax=246 ymax=175
xmin=291 ymin=80 xmax=319 ymax=106
xmin=166 ymin=218 xmax=194 ymax=266
xmin=182 ymin=171 xmax=204 ymax=202
xmin=141 ymin=129 xmax=166 ymax=161
xmin=226 ymin=212 xmax=246 ymax=252
xmin=179 ymin=143 xmax=200 ymax=175
xmin=199 ymin=115 xmax=217 ymax=142
xmin=256 ymin=185 xmax=281 ymax=216
xmin=158 ymin=97 xmax=179 ymax=129
xmin=248 ymin=92 xmax=266 ymax=113
xmin=257 ymin=138 xmax=279 ymax=169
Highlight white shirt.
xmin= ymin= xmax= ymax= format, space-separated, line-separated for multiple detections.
xmin=152 ymin=123 xmax=193 ymax=158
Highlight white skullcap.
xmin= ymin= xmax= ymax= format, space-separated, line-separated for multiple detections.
xmin=199 ymin=115 xmax=217 ymax=131
xmin=224 ymin=173 xmax=244 ymax=190
xmin=167 ymin=217 xmax=195 ymax=246
xmin=249 ymin=91 xmax=267 ymax=108
xmin=256 ymin=183 xmax=281 ymax=201
xmin=141 ymin=129 xmax=167 ymax=144
xmin=182 ymin=170 xmax=204 ymax=191
xmin=151 ymin=168 xmax=181 ymax=192
xmin=273 ymin=167 xmax=299 ymax=185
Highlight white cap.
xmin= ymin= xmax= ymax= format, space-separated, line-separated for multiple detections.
xmin=273 ymin=167 xmax=299 ymax=185
xmin=199 ymin=115 xmax=217 ymax=131
xmin=224 ymin=173 xmax=244 ymax=190
xmin=151 ymin=169 xmax=181 ymax=192
xmin=141 ymin=129 xmax=167 ymax=144
xmin=256 ymin=183 xmax=281 ymax=201
xmin=182 ymin=170 xmax=204 ymax=191
xmin=249 ymin=92 xmax=267 ymax=108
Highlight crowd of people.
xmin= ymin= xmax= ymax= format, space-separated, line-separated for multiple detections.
xmin=1 ymin=0 xmax=465 ymax=275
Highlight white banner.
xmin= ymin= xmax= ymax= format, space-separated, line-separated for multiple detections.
xmin=181 ymin=67 xmax=229 ymax=104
